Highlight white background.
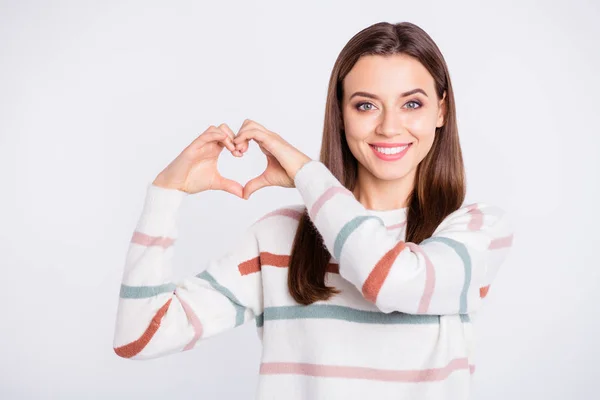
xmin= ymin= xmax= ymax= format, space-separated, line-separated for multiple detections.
xmin=1 ymin=0 xmax=598 ymax=398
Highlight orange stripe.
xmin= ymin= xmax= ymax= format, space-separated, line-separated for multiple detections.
xmin=238 ymin=256 xmax=262 ymax=275
xmin=362 ymin=241 xmax=407 ymax=303
xmin=238 ymin=252 xmax=340 ymax=276
xmin=260 ymin=252 xmax=291 ymax=268
xmin=113 ymin=298 xmax=172 ymax=358
xmin=325 ymin=263 xmax=340 ymax=274
xmin=479 ymin=285 xmax=490 ymax=298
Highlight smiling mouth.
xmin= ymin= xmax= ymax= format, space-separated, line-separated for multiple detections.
xmin=369 ymin=143 xmax=413 ymax=155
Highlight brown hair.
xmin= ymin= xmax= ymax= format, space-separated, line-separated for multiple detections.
xmin=288 ymin=21 xmax=465 ymax=305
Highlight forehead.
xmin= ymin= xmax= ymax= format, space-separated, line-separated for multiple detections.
xmin=343 ymin=54 xmax=436 ymax=96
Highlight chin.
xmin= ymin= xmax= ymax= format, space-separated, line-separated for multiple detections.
xmin=365 ymin=163 xmax=411 ymax=181
xmin=375 ymin=170 xmax=409 ymax=181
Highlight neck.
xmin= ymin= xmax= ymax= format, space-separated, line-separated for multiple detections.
xmin=352 ymin=163 xmax=415 ymax=211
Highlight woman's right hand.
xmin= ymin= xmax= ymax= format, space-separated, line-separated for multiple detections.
xmin=152 ymin=124 xmax=245 ymax=197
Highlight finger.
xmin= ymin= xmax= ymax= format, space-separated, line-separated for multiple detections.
xmin=235 ymin=138 xmax=251 ymax=154
xmin=218 ymin=124 xmax=243 ymax=157
xmin=197 ymin=130 xmax=238 ymax=155
xmin=191 ymin=126 xmax=218 ymax=147
xmin=234 ymin=121 xmax=256 ymax=154
xmin=243 ymin=174 xmax=271 ymax=200
xmin=234 ymin=128 xmax=268 ymax=146
xmin=193 ymin=131 xmax=235 ymax=155
xmin=194 ymin=131 xmax=228 ymax=148
xmin=240 ymin=118 xmax=267 ymax=131
xmin=201 ymin=125 xmax=229 ymax=141
xmin=210 ymin=126 xmax=236 ymax=154
xmin=235 ymin=128 xmax=276 ymax=156
xmin=215 ymin=174 xmax=244 ymax=199
xmin=239 ymin=119 xmax=254 ymax=130
xmin=236 ymin=119 xmax=266 ymax=141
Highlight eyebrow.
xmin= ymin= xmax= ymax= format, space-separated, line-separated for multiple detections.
xmin=349 ymin=88 xmax=428 ymax=101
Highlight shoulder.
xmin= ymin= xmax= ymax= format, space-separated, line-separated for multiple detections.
xmin=246 ymin=203 xmax=306 ymax=233
xmin=229 ymin=203 xmax=306 ymax=245
xmin=240 ymin=203 xmax=306 ymax=250
xmin=434 ymin=202 xmax=514 ymax=238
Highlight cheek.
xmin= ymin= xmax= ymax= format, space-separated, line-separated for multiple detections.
xmin=344 ymin=117 xmax=372 ymax=141
xmin=343 ymin=109 xmax=438 ymax=145
xmin=400 ymin=111 xmax=435 ymax=134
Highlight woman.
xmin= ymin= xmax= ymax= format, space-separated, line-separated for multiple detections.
xmin=113 ymin=21 xmax=514 ymax=399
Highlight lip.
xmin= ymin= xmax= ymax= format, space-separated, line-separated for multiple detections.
xmin=369 ymin=142 xmax=413 ymax=147
xmin=369 ymin=143 xmax=412 ymax=161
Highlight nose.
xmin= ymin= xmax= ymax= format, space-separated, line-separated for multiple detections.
xmin=376 ymin=109 xmax=405 ymax=137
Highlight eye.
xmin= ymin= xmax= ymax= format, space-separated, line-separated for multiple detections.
xmin=355 ymin=100 xmax=422 ymax=112
xmin=355 ymin=102 xmax=375 ymax=111
xmin=405 ymin=100 xmax=422 ymax=110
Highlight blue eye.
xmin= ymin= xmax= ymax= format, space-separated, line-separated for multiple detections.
xmin=356 ymin=102 xmax=374 ymax=111
xmin=355 ymin=100 xmax=422 ymax=111
xmin=405 ymin=100 xmax=422 ymax=109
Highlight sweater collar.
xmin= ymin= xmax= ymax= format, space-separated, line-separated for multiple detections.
xmin=366 ymin=206 xmax=408 ymax=228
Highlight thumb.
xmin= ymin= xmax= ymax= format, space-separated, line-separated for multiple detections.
xmin=243 ymin=174 xmax=271 ymax=200
xmin=214 ymin=174 xmax=244 ymax=199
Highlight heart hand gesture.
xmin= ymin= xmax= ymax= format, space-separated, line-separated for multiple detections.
xmin=233 ymin=119 xmax=312 ymax=199
xmin=152 ymin=124 xmax=246 ymax=197
xmin=152 ymin=119 xmax=312 ymax=199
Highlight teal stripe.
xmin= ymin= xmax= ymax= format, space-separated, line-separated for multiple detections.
xmin=334 ymin=216 xmax=384 ymax=260
xmin=261 ymin=304 xmax=471 ymax=324
xmin=256 ymin=313 xmax=264 ymax=328
xmin=196 ymin=270 xmax=246 ymax=326
xmin=119 ymin=283 xmax=176 ymax=299
xmin=421 ymin=236 xmax=471 ymax=313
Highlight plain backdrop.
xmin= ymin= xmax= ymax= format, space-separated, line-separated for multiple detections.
xmin=1 ymin=0 xmax=598 ymax=398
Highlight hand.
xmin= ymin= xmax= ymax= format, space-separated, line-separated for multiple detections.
xmin=152 ymin=124 xmax=245 ymax=197
xmin=233 ymin=119 xmax=312 ymax=200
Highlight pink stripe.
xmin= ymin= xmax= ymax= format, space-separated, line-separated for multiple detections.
xmin=489 ymin=234 xmax=513 ymax=249
xmin=131 ymin=231 xmax=174 ymax=250
xmin=387 ymin=220 xmax=407 ymax=230
xmin=405 ymin=242 xmax=436 ymax=313
xmin=466 ymin=204 xmax=483 ymax=230
xmin=256 ymin=208 xmax=303 ymax=224
xmin=174 ymin=292 xmax=204 ymax=351
xmin=260 ymin=357 xmax=471 ymax=382
xmin=310 ymin=186 xmax=354 ymax=219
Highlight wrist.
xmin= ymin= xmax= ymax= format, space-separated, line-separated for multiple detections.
xmin=290 ymin=156 xmax=313 ymax=181
xmin=152 ymin=175 xmax=181 ymax=191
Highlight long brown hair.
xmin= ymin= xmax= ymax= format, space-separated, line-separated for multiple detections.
xmin=288 ymin=21 xmax=465 ymax=305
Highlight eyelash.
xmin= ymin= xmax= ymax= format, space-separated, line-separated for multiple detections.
xmin=355 ymin=100 xmax=422 ymax=112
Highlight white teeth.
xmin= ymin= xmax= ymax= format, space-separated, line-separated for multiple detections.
xmin=374 ymin=145 xmax=408 ymax=155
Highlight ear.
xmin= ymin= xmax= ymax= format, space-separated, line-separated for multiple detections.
xmin=436 ymin=91 xmax=447 ymax=128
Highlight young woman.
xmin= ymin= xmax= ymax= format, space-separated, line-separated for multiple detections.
xmin=113 ymin=21 xmax=514 ymax=399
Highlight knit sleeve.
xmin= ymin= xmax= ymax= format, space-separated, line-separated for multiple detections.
xmin=112 ymin=184 xmax=263 ymax=360
xmin=293 ymin=160 xmax=514 ymax=315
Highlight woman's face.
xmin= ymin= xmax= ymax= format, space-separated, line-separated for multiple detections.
xmin=341 ymin=54 xmax=446 ymax=182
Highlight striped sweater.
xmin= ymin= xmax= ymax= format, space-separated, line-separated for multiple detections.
xmin=113 ymin=160 xmax=514 ymax=399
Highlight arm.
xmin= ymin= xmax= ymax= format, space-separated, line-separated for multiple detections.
xmin=112 ymin=184 xmax=263 ymax=360
xmin=293 ymin=160 xmax=514 ymax=315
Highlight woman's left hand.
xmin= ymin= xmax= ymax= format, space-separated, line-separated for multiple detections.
xmin=233 ymin=119 xmax=312 ymax=200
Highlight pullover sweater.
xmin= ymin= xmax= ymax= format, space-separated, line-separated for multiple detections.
xmin=113 ymin=160 xmax=514 ymax=400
